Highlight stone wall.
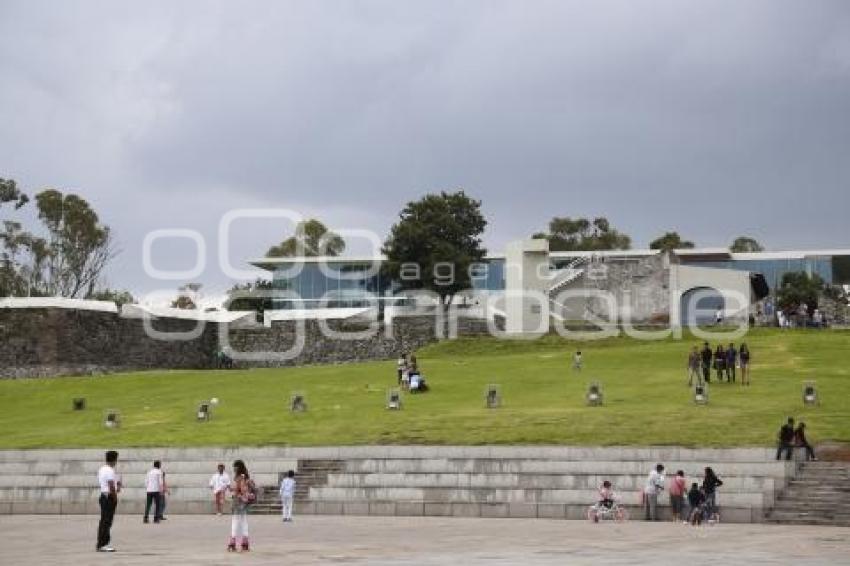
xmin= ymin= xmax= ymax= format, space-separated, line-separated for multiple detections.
xmin=0 ymin=308 xmax=445 ymax=378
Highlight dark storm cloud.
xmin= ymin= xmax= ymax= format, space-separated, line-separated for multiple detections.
xmin=1 ymin=0 xmax=849 ymax=295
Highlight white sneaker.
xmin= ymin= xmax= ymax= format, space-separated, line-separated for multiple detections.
xmin=97 ymin=545 xmax=115 ymax=552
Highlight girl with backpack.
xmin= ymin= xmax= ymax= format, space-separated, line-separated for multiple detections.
xmin=228 ymin=460 xmax=256 ymax=552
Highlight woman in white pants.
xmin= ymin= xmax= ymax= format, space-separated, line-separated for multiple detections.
xmin=228 ymin=460 xmax=252 ymax=552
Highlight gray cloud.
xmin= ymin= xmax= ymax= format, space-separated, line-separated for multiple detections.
xmin=1 ymin=0 xmax=849 ymax=296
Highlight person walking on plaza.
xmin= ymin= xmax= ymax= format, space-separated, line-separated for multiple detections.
xmin=725 ymin=342 xmax=737 ymax=383
xmin=776 ymin=417 xmax=795 ymax=460
xmin=209 ymin=463 xmax=231 ymax=515
xmin=739 ymin=343 xmax=751 ymax=386
xmin=228 ymin=460 xmax=256 ymax=553
xmin=795 ymin=422 xmax=817 ymax=461
xmin=669 ymin=470 xmax=687 ymax=522
xmin=143 ymin=460 xmax=164 ymax=524
xmin=644 ymin=464 xmax=665 ymax=521
xmin=96 ymin=450 xmax=121 ymax=552
xmin=279 ymin=470 xmax=296 ymax=522
xmin=687 ymin=346 xmax=701 ymax=387
xmin=700 ymin=342 xmax=713 ymax=384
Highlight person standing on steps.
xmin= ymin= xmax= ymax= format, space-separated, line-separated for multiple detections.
xmin=794 ymin=422 xmax=817 ymax=461
xmin=643 ymin=463 xmax=665 ymax=521
xmin=96 ymin=450 xmax=121 ymax=553
xmin=143 ymin=460 xmax=164 ymax=524
xmin=279 ymin=470 xmax=296 ymax=523
xmin=209 ymin=463 xmax=231 ymax=515
xmin=776 ymin=417 xmax=795 ymax=460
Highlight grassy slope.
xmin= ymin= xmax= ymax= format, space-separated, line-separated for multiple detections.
xmin=0 ymin=329 xmax=847 ymax=448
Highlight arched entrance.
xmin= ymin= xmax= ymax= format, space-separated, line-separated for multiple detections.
xmin=680 ymin=287 xmax=724 ymax=326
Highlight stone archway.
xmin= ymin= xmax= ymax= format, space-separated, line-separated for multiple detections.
xmin=680 ymin=286 xmax=725 ymax=326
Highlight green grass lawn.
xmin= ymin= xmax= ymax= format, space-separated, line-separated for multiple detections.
xmin=0 ymin=328 xmax=848 ymax=448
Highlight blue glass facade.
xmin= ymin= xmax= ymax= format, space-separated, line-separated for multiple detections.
xmin=680 ymin=256 xmax=841 ymax=289
xmin=271 ymin=263 xmax=389 ymax=309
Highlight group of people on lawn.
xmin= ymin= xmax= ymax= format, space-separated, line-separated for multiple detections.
xmin=396 ymin=352 xmax=429 ymax=392
xmin=688 ymin=342 xmax=751 ymax=386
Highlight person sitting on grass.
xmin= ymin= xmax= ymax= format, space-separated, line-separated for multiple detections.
xmin=687 ymin=483 xmax=706 ymax=525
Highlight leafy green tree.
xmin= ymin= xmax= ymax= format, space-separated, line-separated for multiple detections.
xmin=649 ymin=231 xmax=695 ymax=251
xmin=534 ymin=216 xmax=631 ymax=251
xmin=730 ymin=236 xmax=764 ymax=253
xmin=266 ymin=219 xmax=345 ymax=257
xmin=383 ymin=190 xmax=487 ymax=307
xmin=776 ymin=272 xmax=824 ymax=314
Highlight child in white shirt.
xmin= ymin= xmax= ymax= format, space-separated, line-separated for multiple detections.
xmin=279 ymin=470 xmax=296 ymax=523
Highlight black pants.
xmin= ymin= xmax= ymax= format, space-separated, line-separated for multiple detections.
xmin=702 ymin=364 xmax=711 ymax=383
xmin=144 ymin=492 xmax=163 ymax=521
xmin=799 ymin=442 xmax=816 ymax=461
xmin=776 ymin=443 xmax=793 ymax=461
xmin=726 ymin=365 xmax=736 ymax=382
xmin=97 ymin=494 xmax=117 ymax=549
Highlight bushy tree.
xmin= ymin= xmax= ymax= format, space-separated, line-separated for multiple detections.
xmin=87 ymin=288 xmax=135 ymax=307
xmin=730 ymin=236 xmax=764 ymax=253
xmin=534 ymin=216 xmax=631 ymax=251
xmin=383 ymin=190 xmax=487 ymax=307
xmin=776 ymin=271 xmax=824 ymax=314
xmin=649 ymin=231 xmax=695 ymax=251
xmin=171 ymin=283 xmax=202 ymax=310
xmin=266 ymin=219 xmax=345 ymax=257
xmin=226 ymin=278 xmax=274 ymax=313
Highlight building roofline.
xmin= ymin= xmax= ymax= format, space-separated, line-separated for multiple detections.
xmin=248 ymin=247 xmax=850 ymax=270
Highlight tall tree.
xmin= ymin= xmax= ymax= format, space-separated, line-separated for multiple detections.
xmin=534 ymin=216 xmax=631 ymax=251
xmin=266 ymin=219 xmax=345 ymax=257
xmin=649 ymin=231 xmax=695 ymax=251
xmin=730 ymin=236 xmax=764 ymax=253
xmin=0 ymin=183 xmax=115 ymax=298
xmin=383 ymin=190 xmax=487 ymax=307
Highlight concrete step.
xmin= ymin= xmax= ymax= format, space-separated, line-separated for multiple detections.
xmin=309 ymin=486 xmax=765 ymax=507
xmin=342 ymin=459 xmax=792 ymax=478
xmin=323 ymin=472 xmax=775 ymax=492
xmin=0 ymin=473 xmax=280 ymax=489
xmin=0 ymin=460 xmax=298 ymax=475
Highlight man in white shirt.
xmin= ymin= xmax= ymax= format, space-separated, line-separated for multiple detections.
xmin=644 ymin=463 xmax=665 ymax=521
xmin=279 ymin=470 xmax=296 ymax=523
xmin=143 ymin=460 xmax=164 ymax=524
xmin=96 ymin=450 xmax=120 ymax=552
xmin=209 ymin=463 xmax=231 ymax=515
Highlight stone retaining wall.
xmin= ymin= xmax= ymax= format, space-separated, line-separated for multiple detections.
xmin=0 ymin=308 xmax=446 ymax=378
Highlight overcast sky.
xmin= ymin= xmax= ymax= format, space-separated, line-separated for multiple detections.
xmin=1 ymin=0 xmax=849 ymax=299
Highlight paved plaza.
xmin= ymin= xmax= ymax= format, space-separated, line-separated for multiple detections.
xmin=6 ymin=514 xmax=850 ymax=565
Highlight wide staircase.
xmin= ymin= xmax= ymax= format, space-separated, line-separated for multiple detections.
xmin=766 ymin=461 xmax=850 ymax=526
xmin=0 ymin=447 xmax=795 ymax=523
